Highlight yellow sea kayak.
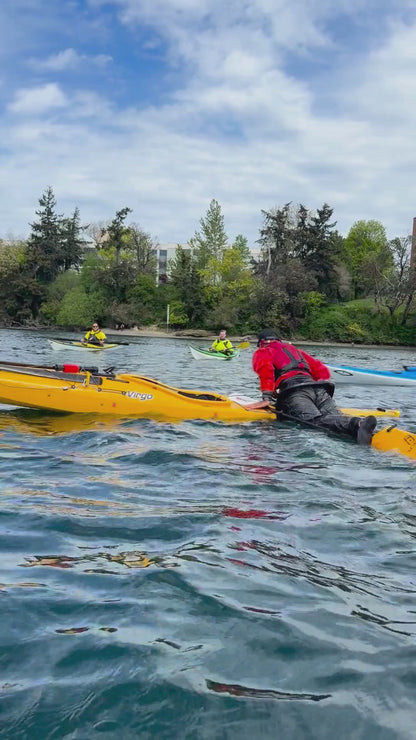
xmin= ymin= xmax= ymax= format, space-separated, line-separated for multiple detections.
xmin=0 ymin=361 xmax=413 ymax=460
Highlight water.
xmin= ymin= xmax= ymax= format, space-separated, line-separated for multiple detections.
xmin=1 ymin=330 xmax=416 ymax=739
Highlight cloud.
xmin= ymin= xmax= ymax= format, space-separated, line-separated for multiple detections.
xmin=1 ymin=0 xmax=416 ymax=244
xmin=7 ymin=83 xmax=68 ymax=114
xmin=29 ymin=48 xmax=113 ymax=71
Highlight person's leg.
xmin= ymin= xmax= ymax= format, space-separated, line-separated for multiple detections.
xmin=279 ymin=387 xmax=323 ymax=420
xmin=280 ymin=387 xmax=360 ymax=439
xmin=312 ymin=388 xmax=362 ymax=439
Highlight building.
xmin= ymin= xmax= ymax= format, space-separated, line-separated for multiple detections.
xmin=152 ymin=243 xmax=190 ymax=284
xmin=152 ymin=242 xmax=263 ymax=284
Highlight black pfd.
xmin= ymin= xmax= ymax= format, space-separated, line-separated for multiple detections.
xmin=272 ymin=344 xmax=311 ymax=382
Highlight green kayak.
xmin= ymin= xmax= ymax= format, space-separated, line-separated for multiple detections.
xmin=189 ymin=345 xmax=240 ymax=361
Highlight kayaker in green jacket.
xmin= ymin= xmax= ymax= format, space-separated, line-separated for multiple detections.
xmin=210 ymin=329 xmax=234 ymax=355
xmin=82 ymin=322 xmax=106 ymax=346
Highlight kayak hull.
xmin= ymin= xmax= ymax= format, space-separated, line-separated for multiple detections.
xmin=189 ymin=345 xmax=240 ymax=361
xmin=49 ymin=339 xmax=121 ymax=351
xmin=328 ymin=364 xmax=416 ymax=386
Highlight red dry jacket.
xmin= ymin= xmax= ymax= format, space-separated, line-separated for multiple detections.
xmin=252 ymin=341 xmax=331 ymax=393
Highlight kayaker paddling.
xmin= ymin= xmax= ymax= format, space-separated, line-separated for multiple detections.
xmin=81 ymin=322 xmax=106 ymax=347
xmin=252 ymin=329 xmax=377 ymax=445
xmin=209 ymin=329 xmax=234 ymax=356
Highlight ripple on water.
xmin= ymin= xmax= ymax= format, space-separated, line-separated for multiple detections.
xmin=1 ymin=333 xmax=416 ymax=737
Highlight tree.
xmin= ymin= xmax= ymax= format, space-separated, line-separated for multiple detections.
xmin=60 ymin=207 xmax=88 ymax=271
xmin=232 ymin=234 xmax=252 ymax=265
xmin=189 ymin=199 xmax=228 ymax=273
xmin=104 ymin=207 xmax=132 ymax=265
xmin=124 ymin=223 xmax=157 ymax=276
xmin=296 ymin=203 xmax=342 ymax=299
xmin=377 ymin=236 xmax=416 ymax=322
xmin=26 ymin=187 xmax=64 ymax=285
xmin=169 ymin=246 xmax=206 ymax=325
xmin=0 ymin=240 xmax=38 ymax=324
xmin=343 ymin=220 xmax=393 ymax=298
xmin=257 ymin=202 xmax=341 ymax=300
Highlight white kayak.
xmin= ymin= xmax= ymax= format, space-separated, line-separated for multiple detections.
xmin=49 ymin=339 xmax=124 ymax=352
xmin=328 ymin=363 xmax=416 ymax=387
xmin=189 ymin=345 xmax=240 ymax=361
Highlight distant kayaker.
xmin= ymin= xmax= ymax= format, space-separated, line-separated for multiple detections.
xmin=252 ymin=329 xmax=377 ymax=445
xmin=82 ymin=322 xmax=106 ymax=346
xmin=210 ymin=329 xmax=234 ymax=356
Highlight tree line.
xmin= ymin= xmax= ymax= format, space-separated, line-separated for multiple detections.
xmin=1 ymin=187 xmax=416 ymax=344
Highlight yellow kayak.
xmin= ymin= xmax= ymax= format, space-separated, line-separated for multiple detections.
xmin=0 ymin=361 xmax=272 ymax=422
xmin=0 ymin=360 xmax=413 ymax=460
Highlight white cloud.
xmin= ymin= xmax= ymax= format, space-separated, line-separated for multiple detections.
xmin=7 ymin=83 xmax=68 ymax=114
xmin=30 ymin=47 xmax=112 ymax=71
xmin=1 ymin=1 xmax=416 ymax=244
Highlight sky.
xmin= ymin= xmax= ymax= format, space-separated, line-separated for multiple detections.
xmin=1 ymin=0 xmax=416 ymax=247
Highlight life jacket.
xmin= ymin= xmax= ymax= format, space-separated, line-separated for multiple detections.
xmin=212 ymin=339 xmax=233 ymax=353
xmin=270 ymin=343 xmax=311 ymax=382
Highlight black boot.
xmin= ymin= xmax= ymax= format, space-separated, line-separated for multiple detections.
xmin=357 ymin=415 xmax=377 ymax=445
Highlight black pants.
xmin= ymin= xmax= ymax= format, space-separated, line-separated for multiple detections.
xmin=277 ymin=381 xmax=360 ymax=440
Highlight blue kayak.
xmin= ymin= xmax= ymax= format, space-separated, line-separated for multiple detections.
xmin=328 ymin=363 xmax=416 ymax=387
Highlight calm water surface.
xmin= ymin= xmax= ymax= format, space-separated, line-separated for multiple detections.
xmin=1 ymin=330 xmax=416 ymax=739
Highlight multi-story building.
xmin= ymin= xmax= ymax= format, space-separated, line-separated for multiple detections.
xmin=152 ymin=243 xmax=263 ymax=284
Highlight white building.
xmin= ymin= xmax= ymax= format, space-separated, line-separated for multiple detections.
xmin=152 ymin=242 xmax=262 ymax=284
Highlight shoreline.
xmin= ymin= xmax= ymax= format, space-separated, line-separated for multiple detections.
xmin=104 ymin=328 xmax=415 ymax=352
xmin=1 ymin=324 xmax=415 ymax=351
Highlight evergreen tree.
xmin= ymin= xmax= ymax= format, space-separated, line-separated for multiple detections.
xmin=232 ymin=234 xmax=252 ymax=265
xmin=190 ymin=199 xmax=228 ymax=272
xmin=26 ymin=187 xmax=64 ymax=284
xmin=170 ymin=246 xmax=206 ymax=325
xmin=61 ymin=207 xmax=88 ymax=271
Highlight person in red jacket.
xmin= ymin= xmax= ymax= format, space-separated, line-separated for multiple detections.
xmin=252 ymin=329 xmax=377 ymax=444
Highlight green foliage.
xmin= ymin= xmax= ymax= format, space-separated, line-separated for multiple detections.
xmin=55 ymin=287 xmax=104 ymax=328
xmin=256 ymin=202 xmax=342 ymax=301
xmin=343 ymin=220 xmax=393 ymax=298
xmin=299 ymin=299 xmax=416 ymax=345
xmin=168 ymin=300 xmax=189 ymax=329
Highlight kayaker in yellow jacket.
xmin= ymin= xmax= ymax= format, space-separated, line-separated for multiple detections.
xmin=82 ymin=322 xmax=106 ymax=346
xmin=210 ymin=329 xmax=233 ymax=355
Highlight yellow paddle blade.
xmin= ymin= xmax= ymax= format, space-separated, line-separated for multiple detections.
xmin=372 ymin=426 xmax=416 ymax=460
xmin=237 ymin=341 xmax=251 ymax=349
xmin=340 ymin=407 xmax=400 ymax=418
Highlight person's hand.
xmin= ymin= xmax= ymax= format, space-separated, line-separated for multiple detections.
xmin=262 ymin=390 xmax=276 ymax=407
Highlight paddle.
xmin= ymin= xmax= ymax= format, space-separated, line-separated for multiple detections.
xmin=236 ymin=341 xmax=250 ymax=349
